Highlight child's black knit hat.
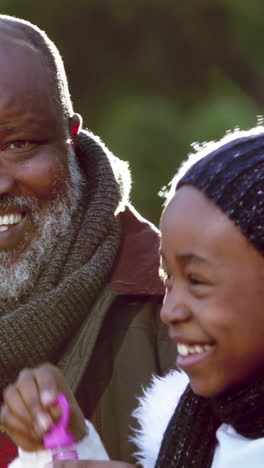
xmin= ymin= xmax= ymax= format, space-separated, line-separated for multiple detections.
xmin=173 ymin=128 xmax=264 ymax=256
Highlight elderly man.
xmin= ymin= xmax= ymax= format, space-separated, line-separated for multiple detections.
xmin=0 ymin=14 xmax=176 ymax=468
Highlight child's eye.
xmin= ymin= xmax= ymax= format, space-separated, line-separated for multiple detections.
xmin=187 ymin=273 xmax=205 ymax=286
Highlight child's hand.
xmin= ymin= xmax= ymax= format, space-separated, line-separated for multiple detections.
xmin=0 ymin=363 xmax=86 ymax=451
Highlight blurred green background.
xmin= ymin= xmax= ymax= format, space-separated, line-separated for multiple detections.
xmin=2 ymin=1 xmax=264 ymax=224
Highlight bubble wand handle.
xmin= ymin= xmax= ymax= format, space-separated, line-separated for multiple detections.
xmin=43 ymin=392 xmax=79 ymax=460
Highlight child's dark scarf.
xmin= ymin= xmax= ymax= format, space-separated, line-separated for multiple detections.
xmin=0 ymin=130 xmax=130 ymax=397
xmin=155 ymin=375 xmax=264 ymax=467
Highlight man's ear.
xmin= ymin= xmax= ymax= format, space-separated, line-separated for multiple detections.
xmin=68 ymin=113 xmax=83 ymax=141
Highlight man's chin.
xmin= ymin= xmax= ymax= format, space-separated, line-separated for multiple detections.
xmin=0 ymin=245 xmax=31 ymax=267
xmin=0 ymin=260 xmax=35 ymax=301
xmin=0 ymin=240 xmax=51 ymax=301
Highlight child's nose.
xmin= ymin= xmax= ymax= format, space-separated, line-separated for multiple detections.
xmin=160 ymin=287 xmax=192 ymax=326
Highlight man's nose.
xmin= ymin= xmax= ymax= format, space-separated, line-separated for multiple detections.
xmin=160 ymin=287 xmax=192 ymax=326
xmin=0 ymin=169 xmax=16 ymax=195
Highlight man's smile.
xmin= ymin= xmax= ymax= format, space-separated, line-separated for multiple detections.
xmin=0 ymin=212 xmax=23 ymax=232
xmin=0 ymin=210 xmax=28 ymax=252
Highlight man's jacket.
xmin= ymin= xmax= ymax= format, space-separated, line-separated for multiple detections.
xmin=75 ymin=206 xmax=177 ymax=464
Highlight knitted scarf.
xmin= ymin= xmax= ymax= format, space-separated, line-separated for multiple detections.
xmin=155 ymin=375 xmax=264 ymax=467
xmin=0 ymin=130 xmax=130 ymax=397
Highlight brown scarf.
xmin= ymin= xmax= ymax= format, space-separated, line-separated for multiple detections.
xmin=0 ymin=130 xmax=130 ymax=397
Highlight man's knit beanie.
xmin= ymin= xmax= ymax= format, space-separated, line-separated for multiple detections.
xmin=170 ymin=127 xmax=264 ymax=256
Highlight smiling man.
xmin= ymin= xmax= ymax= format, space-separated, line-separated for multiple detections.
xmin=0 ymin=15 xmax=176 ymax=468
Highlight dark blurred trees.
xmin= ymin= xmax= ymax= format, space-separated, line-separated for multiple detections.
xmin=1 ymin=0 xmax=264 ymax=223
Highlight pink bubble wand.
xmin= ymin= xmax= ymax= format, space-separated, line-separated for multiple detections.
xmin=43 ymin=392 xmax=79 ymax=460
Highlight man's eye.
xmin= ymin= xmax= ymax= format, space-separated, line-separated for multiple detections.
xmin=5 ymin=140 xmax=29 ymax=150
xmin=3 ymin=141 xmax=31 ymax=151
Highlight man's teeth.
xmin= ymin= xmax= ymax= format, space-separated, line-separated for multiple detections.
xmin=177 ymin=343 xmax=213 ymax=357
xmin=0 ymin=213 xmax=22 ymax=230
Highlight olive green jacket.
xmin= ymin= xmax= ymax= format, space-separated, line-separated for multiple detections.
xmin=62 ymin=206 xmax=177 ymax=464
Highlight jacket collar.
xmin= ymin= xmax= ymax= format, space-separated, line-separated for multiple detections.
xmin=110 ymin=204 xmax=164 ymax=296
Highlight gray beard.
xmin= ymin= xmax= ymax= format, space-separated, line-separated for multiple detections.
xmin=0 ymin=146 xmax=84 ymax=301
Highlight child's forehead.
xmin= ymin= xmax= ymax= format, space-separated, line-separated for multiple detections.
xmin=160 ymin=186 xmax=264 ymax=275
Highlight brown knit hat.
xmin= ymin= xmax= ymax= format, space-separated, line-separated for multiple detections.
xmin=170 ymin=127 xmax=264 ymax=256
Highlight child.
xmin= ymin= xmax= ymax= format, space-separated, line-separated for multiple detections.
xmin=2 ymin=125 xmax=264 ymax=467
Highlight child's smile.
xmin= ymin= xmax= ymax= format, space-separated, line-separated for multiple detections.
xmin=176 ymin=341 xmax=215 ymax=367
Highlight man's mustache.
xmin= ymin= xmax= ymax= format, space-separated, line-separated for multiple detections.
xmin=0 ymin=196 xmax=39 ymax=213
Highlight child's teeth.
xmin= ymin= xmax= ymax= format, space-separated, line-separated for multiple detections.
xmin=177 ymin=343 xmax=213 ymax=357
xmin=195 ymin=345 xmax=203 ymax=353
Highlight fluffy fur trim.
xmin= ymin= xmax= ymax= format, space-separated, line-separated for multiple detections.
xmin=131 ymin=370 xmax=188 ymax=467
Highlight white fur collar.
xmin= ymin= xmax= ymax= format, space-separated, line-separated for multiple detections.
xmin=131 ymin=370 xmax=188 ymax=467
